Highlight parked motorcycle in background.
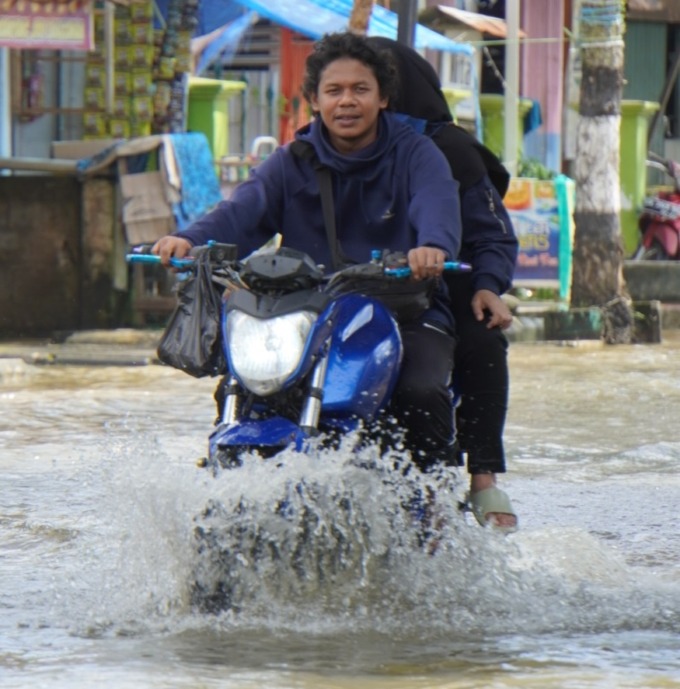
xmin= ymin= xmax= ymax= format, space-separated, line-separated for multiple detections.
xmin=633 ymin=152 xmax=680 ymax=260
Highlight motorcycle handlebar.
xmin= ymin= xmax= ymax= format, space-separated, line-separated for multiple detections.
xmin=126 ymin=241 xmax=238 ymax=270
xmin=384 ymin=261 xmax=471 ymax=278
xmin=126 ymin=253 xmax=195 ymax=269
xmin=126 ymin=247 xmax=473 ymax=277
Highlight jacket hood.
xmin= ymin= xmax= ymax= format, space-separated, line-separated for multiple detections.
xmin=366 ymin=36 xmax=453 ymax=123
xmin=295 ymin=111 xmax=412 ymax=179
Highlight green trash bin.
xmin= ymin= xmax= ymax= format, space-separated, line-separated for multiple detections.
xmin=187 ymin=76 xmax=246 ymax=165
xmin=441 ymin=87 xmax=473 ymax=124
xmin=479 ymin=93 xmax=534 ymax=160
xmin=619 ymin=100 xmax=660 ymax=256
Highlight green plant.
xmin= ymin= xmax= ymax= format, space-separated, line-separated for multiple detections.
xmin=518 ymin=157 xmax=557 ymax=180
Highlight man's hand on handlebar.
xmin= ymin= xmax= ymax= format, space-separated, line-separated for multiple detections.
xmin=407 ymin=247 xmax=447 ymax=281
xmin=152 ymin=236 xmax=193 ymax=268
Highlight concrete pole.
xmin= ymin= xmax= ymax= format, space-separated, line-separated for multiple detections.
xmin=0 ymin=48 xmax=11 ymax=167
xmin=503 ymin=0 xmax=520 ymax=176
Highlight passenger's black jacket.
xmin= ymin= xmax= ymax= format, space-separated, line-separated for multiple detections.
xmin=367 ymin=37 xmax=518 ymax=296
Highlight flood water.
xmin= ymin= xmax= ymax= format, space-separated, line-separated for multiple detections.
xmin=1 ymin=335 xmax=680 ymax=688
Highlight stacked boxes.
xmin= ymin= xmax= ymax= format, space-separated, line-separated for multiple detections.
xmin=82 ymin=0 xmax=198 ymax=140
xmin=83 ymin=18 xmax=108 ymax=138
xmin=116 ymin=0 xmax=154 ymax=138
xmin=151 ymin=0 xmax=198 ymax=133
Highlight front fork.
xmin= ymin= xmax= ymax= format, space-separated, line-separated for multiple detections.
xmin=220 ymin=375 xmax=242 ymax=425
xmin=299 ymin=353 xmax=329 ymax=434
xmin=219 ymin=349 xmax=330 ymax=433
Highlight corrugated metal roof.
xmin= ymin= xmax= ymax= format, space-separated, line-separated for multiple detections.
xmin=430 ymin=5 xmax=527 ymax=39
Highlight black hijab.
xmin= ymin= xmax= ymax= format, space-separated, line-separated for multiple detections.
xmin=366 ymin=36 xmax=510 ymax=196
xmin=367 ymin=35 xmax=453 ymax=123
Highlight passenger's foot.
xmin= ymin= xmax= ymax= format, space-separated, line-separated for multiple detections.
xmin=469 ymin=474 xmax=518 ymax=532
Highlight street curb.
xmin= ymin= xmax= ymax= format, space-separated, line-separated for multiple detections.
xmin=2 ymin=303 xmax=680 ymax=370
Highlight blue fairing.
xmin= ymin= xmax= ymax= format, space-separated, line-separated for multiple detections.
xmin=220 ymin=292 xmax=402 ymax=416
xmin=210 ymin=415 xmax=366 ymax=453
xmin=320 ymin=294 xmax=402 ymax=419
xmin=215 ymin=292 xmax=402 ymax=451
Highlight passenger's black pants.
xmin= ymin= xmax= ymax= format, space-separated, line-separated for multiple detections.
xmin=389 ymin=322 xmax=457 ymax=472
xmin=447 ymin=272 xmax=509 ymax=475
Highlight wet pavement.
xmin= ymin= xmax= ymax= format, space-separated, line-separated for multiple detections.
xmin=0 ymin=329 xmax=163 ymax=368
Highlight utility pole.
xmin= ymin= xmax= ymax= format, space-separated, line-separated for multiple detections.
xmin=570 ymin=0 xmax=632 ymax=343
xmin=503 ymin=0 xmax=520 ymax=177
xmin=397 ymin=0 xmax=418 ymax=47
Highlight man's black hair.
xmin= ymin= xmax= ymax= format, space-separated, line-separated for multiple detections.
xmin=302 ymin=32 xmax=398 ymax=107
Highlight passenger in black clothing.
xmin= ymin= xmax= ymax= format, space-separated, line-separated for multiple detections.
xmin=367 ymin=37 xmax=519 ymax=530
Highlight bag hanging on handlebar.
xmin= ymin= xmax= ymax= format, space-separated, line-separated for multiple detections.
xmin=157 ymin=251 xmax=226 ymax=378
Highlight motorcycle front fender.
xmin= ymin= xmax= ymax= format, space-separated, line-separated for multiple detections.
xmin=210 ymin=417 xmax=308 ymax=454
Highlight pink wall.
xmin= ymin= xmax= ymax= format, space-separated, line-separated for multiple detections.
xmin=520 ymin=0 xmax=566 ymax=169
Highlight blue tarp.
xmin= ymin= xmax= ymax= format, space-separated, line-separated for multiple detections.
xmin=190 ymin=0 xmax=478 ymax=133
xmin=190 ymin=0 xmax=473 ymax=71
xmin=230 ymin=0 xmax=348 ymax=39
xmin=232 ymin=0 xmax=473 ymax=55
xmin=306 ymin=0 xmax=474 ymax=55
xmin=194 ymin=10 xmax=258 ymax=75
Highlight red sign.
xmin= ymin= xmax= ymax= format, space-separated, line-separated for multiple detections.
xmin=0 ymin=0 xmax=94 ymax=50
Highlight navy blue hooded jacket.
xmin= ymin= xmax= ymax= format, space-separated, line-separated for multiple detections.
xmin=177 ymin=111 xmax=461 ymax=330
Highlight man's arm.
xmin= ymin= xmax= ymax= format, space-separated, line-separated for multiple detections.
xmin=153 ymin=150 xmax=288 ymax=264
xmin=407 ymin=137 xmax=462 ymax=261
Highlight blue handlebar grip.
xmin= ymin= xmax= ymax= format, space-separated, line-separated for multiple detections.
xmin=443 ymin=261 xmax=473 ymax=272
xmin=384 ymin=261 xmax=472 ymax=278
xmin=125 ymin=253 xmax=195 ymax=269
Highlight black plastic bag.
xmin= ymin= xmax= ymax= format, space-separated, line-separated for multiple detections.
xmin=157 ymin=251 xmax=227 ymax=377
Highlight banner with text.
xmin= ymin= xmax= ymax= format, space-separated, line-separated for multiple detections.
xmin=0 ymin=0 xmax=94 ymax=50
xmin=505 ymin=175 xmax=575 ymax=300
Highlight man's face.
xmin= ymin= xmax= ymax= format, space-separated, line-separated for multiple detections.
xmin=310 ymin=57 xmax=388 ymax=154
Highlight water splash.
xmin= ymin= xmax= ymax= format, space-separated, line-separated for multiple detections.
xmin=65 ymin=423 xmax=680 ymax=642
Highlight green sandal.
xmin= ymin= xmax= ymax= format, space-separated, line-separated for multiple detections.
xmin=469 ymin=486 xmax=518 ymax=533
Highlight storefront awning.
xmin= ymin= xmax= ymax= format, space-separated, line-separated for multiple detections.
xmin=192 ymin=10 xmax=258 ymax=76
xmin=423 ymin=5 xmax=527 ymax=40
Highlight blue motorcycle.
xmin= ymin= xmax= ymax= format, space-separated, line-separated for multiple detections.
xmin=128 ymin=243 xmax=470 ymax=470
xmin=127 ymin=244 xmax=470 ymax=611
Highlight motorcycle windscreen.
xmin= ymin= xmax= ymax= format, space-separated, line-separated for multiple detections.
xmin=321 ymin=294 xmax=402 ymax=421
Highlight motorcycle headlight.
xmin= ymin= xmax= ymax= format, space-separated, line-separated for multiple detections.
xmin=226 ymin=310 xmax=317 ymax=396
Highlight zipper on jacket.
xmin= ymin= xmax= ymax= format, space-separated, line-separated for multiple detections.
xmin=487 ymin=188 xmax=508 ymax=234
